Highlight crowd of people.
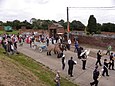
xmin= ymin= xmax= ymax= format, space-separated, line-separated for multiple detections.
xmin=0 ymin=32 xmax=115 ymax=86
xmin=60 ymin=40 xmax=115 ymax=86
xmin=0 ymin=33 xmax=20 ymax=54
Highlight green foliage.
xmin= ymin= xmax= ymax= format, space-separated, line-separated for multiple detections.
xmin=96 ymin=23 xmax=101 ymax=34
xmin=30 ymin=18 xmax=52 ymax=30
xmin=87 ymin=15 xmax=97 ymax=34
xmin=1 ymin=18 xmax=115 ymax=32
xmin=70 ymin=20 xmax=85 ymax=31
xmin=0 ymin=21 xmax=3 ymax=26
xmin=101 ymin=23 xmax=115 ymax=32
xmin=58 ymin=19 xmax=66 ymax=29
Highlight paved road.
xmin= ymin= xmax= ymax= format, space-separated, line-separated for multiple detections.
xmin=18 ymin=43 xmax=115 ymax=86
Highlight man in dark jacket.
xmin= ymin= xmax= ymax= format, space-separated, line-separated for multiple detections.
xmin=102 ymin=59 xmax=109 ymax=76
xmin=80 ymin=50 xmax=87 ymax=70
xmin=68 ymin=57 xmax=76 ymax=77
xmin=95 ymin=50 xmax=102 ymax=66
xmin=109 ymin=53 xmax=114 ymax=70
xmin=62 ymin=55 xmax=66 ymax=70
xmin=77 ymin=47 xmax=83 ymax=59
xmin=90 ymin=65 xmax=100 ymax=86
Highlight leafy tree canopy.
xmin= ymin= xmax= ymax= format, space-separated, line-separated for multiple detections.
xmin=87 ymin=15 xmax=98 ymax=34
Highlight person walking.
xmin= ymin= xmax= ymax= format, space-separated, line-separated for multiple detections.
xmin=68 ymin=57 xmax=76 ymax=77
xmin=51 ymin=36 xmax=54 ymax=44
xmin=46 ymin=37 xmax=49 ymax=46
xmin=74 ymin=40 xmax=79 ymax=52
xmin=95 ymin=50 xmax=102 ymax=66
xmin=67 ymin=38 xmax=71 ymax=50
xmin=77 ymin=47 xmax=83 ymax=59
xmin=54 ymin=71 xmax=61 ymax=86
xmin=109 ymin=53 xmax=114 ymax=70
xmin=90 ymin=65 xmax=100 ymax=86
xmin=62 ymin=55 xmax=66 ymax=70
xmin=106 ymin=45 xmax=112 ymax=55
xmin=102 ymin=59 xmax=109 ymax=76
xmin=81 ymin=50 xmax=87 ymax=70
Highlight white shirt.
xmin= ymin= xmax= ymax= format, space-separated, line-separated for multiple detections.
xmin=68 ymin=39 xmax=71 ymax=44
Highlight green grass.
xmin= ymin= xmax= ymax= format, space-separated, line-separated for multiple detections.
xmin=0 ymin=48 xmax=78 ymax=86
xmin=0 ymin=30 xmax=19 ymax=35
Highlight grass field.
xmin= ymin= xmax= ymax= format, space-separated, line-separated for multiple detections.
xmin=0 ymin=30 xmax=19 ymax=35
xmin=0 ymin=48 xmax=78 ymax=86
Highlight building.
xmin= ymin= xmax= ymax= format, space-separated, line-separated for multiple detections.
xmin=48 ymin=23 xmax=65 ymax=38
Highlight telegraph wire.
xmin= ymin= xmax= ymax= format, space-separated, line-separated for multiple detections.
xmin=68 ymin=6 xmax=115 ymax=10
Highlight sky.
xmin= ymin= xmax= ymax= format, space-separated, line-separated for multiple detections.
xmin=0 ymin=0 xmax=115 ymax=25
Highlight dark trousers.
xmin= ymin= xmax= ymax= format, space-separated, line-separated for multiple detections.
xmin=90 ymin=79 xmax=99 ymax=86
xmin=62 ymin=63 xmax=65 ymax=70
xmin=46 ymin=41 xmax=49 ymax=46
xmin=95 ymin=59 xmax=102 ymax=66
xmin=82 ymin=60 xmax=86 ymax=70
xmin=52 ymin=40 xmax=54 ymax=44
xmin=109 ymin=61 xmax=114 ymax=70
xmin=14 ymin=42 xmax=17 ymax=49
xmin=106 ymin=50 xmax=111 ymax=55
xmin=67 ymin=44 xmax=70 ymax=50
xmin=2 ymin=44 xmax=7 ymax=52
xmin=102 ymin=68 xmax=109 ymax=76
xmin=68 ymin=68 xmax=73 ymax=76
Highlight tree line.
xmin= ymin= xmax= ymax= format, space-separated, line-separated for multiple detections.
xmin=0 ymin=15 xmax=115 ymax=33
xmin=0 ymin=18 xmax=85 ymax=31
xmin=87 ymin=15 xmax=115 ymax=34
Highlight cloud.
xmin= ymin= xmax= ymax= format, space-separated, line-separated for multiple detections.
xmin=37 ymin=0 xmax=49 ymax=4
xmin=0 ymin=9 xmax=31 ymax=22
xmin=0 ymin=0 xmax=114 ymax=25
xmin=0 ymin=0 xmax=6 ymax=7
xmin=112 ymin=0 xmax=115 ymax=5
xmin=24 ymin=0 xmax=49 ymax=4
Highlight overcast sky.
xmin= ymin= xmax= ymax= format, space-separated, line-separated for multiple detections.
xmin=0 ymin=0 xmax=115 ymax=25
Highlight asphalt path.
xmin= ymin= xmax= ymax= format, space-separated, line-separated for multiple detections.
xmin=18 ymin=43 xmax=115 ymax=86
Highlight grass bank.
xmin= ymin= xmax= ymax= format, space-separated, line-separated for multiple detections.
xmin=0 ymin=48 xmax=78 ymax=86
xmin=0 ymin=30 xmax=19 ymax=35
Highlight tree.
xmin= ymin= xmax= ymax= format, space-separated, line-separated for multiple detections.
xmin=3 ymin=21 xmax=13 ymax=27
xmin=0 ymin=21 xmax=3 ymax=26
xmin=58 ymin=19 xmax=64 ymax=25
xmin=101 ymin=23 xmax=115 ymax=32
xmin=87 ymin=15 xmax=97 ymax=34
xmin=30 ymin=18 xmax=37 ymax=24
xmin=58 ymin=19 xmax=68 ymax=29
xmin=97 ymin=23 xmax=102 ymax=34
xmin=41 ymin=20 xmax=52 ymax=30
xmin=30 ymin=18 xmax=38 ymax=29
xmin=70 ymin=20 xmax=85 ymax=31
xmin=13 ymin=20 xmax=21 ymax=30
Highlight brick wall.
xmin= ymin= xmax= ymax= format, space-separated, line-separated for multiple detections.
xmin=78 ymin=35 xmax=115 ymax=49
xmin=19 ymin=29 xmax=48 ymax=34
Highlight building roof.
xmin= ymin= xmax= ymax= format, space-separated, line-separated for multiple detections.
xmin=53 ymin=23 xmax=63 ymax=28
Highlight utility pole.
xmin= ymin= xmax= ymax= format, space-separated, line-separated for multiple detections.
xmin=67 ymin=7 xmax=70 ymax=39
xmin=67 ymin=7 xmax=69 ymax=32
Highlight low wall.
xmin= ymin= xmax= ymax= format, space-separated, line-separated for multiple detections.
xmin=19 ymin=29 xmax=48 ymax=34
xmin=78 ymin=35 xmax=115 ymax=49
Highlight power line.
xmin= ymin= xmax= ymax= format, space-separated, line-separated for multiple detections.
xmin=69 ymin=6 xmax=115 ymax=8
xmin=68 ymin=6 xmax=115 ymax=10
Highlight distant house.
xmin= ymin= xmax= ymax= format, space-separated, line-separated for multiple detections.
xmin=48 ymin=23 xmax=65 ymax=38
xmin=0 ymin=26 xmax=3 ymax=31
